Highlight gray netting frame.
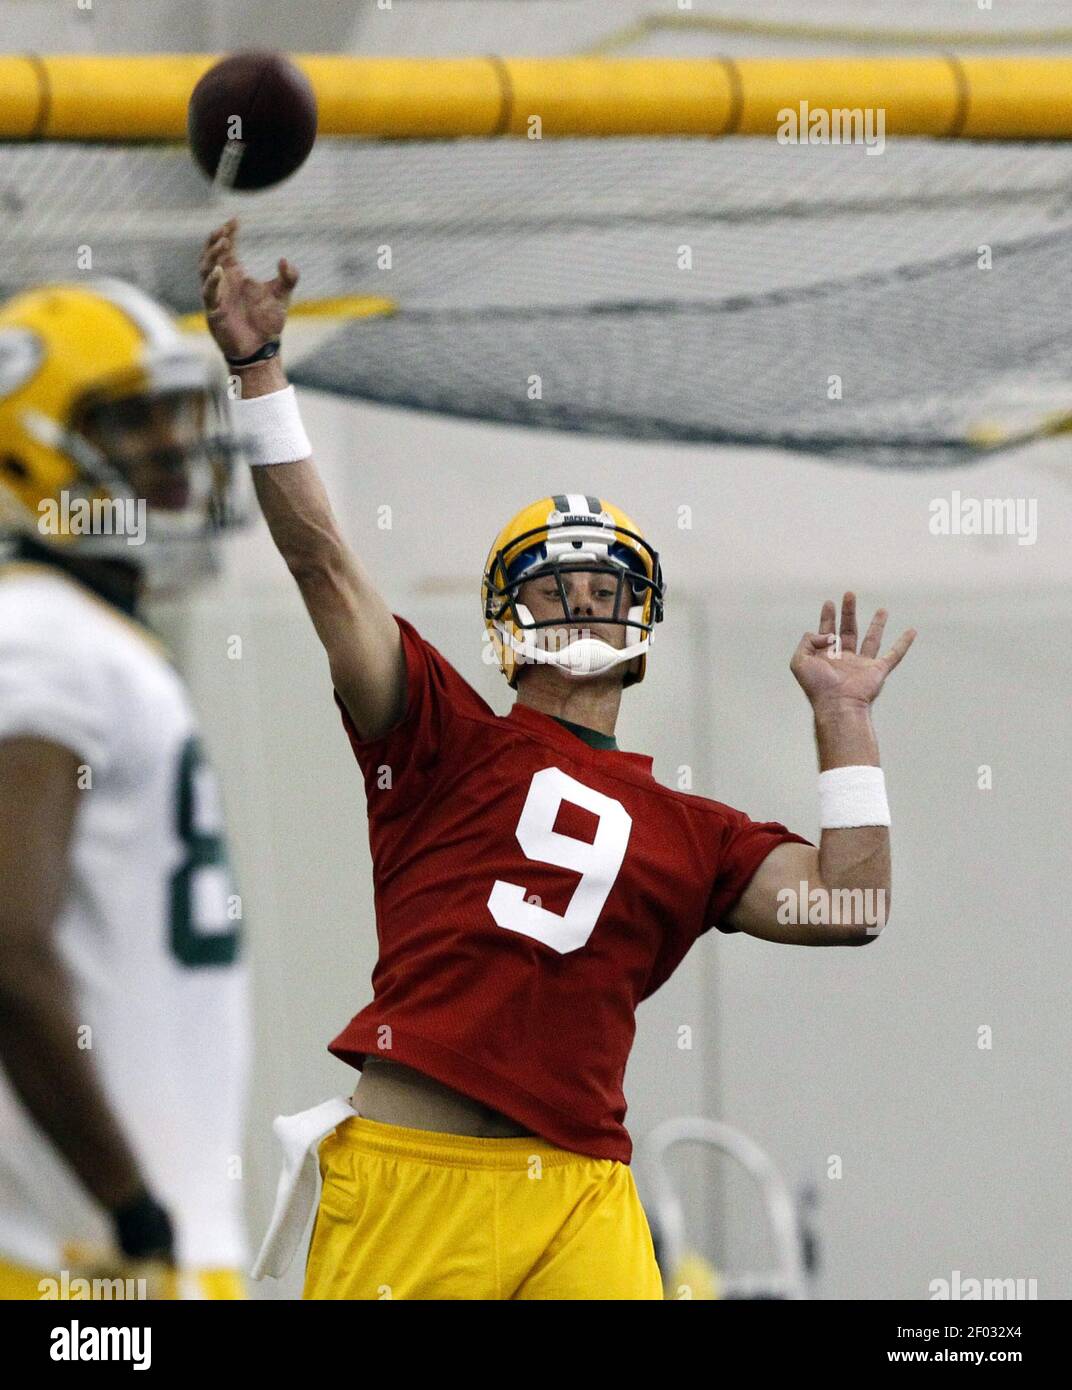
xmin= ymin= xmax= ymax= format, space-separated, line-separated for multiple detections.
xmin=1 ymin=137 xmax=1071 ymax=467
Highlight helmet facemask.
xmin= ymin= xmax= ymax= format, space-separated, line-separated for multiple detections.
xmin=49 ymin=376 xmax=248 ymax=590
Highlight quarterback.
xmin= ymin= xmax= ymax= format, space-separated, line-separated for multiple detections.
xmin=0 ymin=280 xmax=249 ymax=1298
xmin=201 ymin=218 xmax=915 ymax=1301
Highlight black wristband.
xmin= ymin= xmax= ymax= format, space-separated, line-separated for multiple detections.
xmin=113 ymin=1189 xmax=175 ymax=1262
xmin=225 ymin=339 xmax=281 ymax=369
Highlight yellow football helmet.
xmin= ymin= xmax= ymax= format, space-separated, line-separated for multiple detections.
xmin=482 ymin=494 xmax=664 ymax=688
xmin=0 ymin=278 xmax=243 ymax=587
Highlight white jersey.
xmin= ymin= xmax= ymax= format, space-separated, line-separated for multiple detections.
xmin=0 ymin=562 xmax=249 ymax=1272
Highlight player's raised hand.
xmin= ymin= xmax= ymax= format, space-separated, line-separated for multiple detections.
xmin=790 ymin=592 xmax=916 ymax=712
xmin=198 ymin=216 xmax=299 ymax=361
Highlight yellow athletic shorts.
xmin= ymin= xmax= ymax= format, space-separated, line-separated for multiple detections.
xmin=0 ymin=1257 xmax=245 ymax=1300
xmin=304 ymin=1115 xmax=664 ymax=1300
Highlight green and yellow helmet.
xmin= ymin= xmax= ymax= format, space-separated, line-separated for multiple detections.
xmin=482 ymin=494 xmax=665 ymax=688
xmin=0 ymin=278 xmax=243 ymax=586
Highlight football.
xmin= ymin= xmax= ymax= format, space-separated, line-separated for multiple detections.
xmin=187 ymin=50 xmax=318 ymax=191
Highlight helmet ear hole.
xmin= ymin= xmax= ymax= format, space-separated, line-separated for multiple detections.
xmin=0 ymin=454 xmax=29 ymax=480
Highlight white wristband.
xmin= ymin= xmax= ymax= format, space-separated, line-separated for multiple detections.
xmin=230 ymin=384 xmax=311 ymax=465
xmin=819 ymin=765 xmax=890 ymax=828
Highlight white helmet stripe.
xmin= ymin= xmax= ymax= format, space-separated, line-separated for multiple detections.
xmin=83 ymin=277 xmax=211 ymax=394
xmin=85 ymin=277 xmax=182 ymax=350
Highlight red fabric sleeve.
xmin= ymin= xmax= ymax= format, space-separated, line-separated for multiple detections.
xmin=334 ymin=614 xmax=479 ymax=816
xmin=705 ymin=811 xmax=814 ymax=934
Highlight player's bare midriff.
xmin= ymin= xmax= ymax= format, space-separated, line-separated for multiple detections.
xmin=351 ymin=1057 xmax=537 ymax=1138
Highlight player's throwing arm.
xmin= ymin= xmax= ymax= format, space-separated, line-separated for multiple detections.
xmin=199 ymin=219 xmax=405 ymax=740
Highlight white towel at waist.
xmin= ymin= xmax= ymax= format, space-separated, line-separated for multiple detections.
xmin=251 ymin=1096 xmax=356 ymax=1281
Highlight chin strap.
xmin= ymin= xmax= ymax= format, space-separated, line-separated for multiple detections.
xmin=497 ymin=610 xmax=652 ymax=681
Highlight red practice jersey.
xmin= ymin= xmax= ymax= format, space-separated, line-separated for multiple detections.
xmin=329 ymin=616 xmax=811 ymax=1163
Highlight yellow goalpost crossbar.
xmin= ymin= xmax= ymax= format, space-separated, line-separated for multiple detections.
xmin=1 ymin=54 xmax=1072 ymax=141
